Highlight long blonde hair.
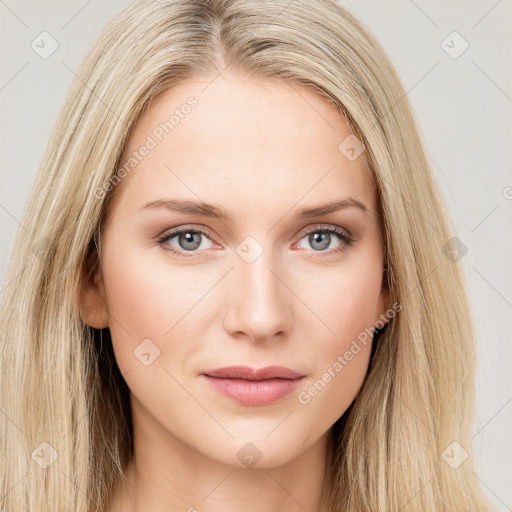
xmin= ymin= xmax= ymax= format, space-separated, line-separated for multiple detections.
xmin=0 ymin=0 xmax=492 ymax=510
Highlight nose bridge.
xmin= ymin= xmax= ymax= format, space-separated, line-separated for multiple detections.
xmin=224 ymin=239 xmax=291 ymax=340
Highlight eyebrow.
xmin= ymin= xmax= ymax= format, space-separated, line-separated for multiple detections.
xmin=139 ymin=197 xmax=368 ymax=219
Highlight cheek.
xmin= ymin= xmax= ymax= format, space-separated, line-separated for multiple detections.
xmin=297 ymin=342 xmax=371 ymax=432
xmin=293 ymin=267 xmax=380 ymax=418
xmin=302 ymin=264 xmax=382 ymax=344
xmin=101 ymin=246 xmax=220 ymax=372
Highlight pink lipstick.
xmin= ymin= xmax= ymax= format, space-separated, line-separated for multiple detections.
xmin=200 ymin=365 xmax=304 ymax=406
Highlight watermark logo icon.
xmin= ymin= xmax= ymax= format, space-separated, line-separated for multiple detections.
xmin=133 ymin=338 xmax=161 ymax=366
xmin=31 ymin=237 xmax=54 ymax=262
xmin=338 ymin=134 xmax=365 ymax=161
xmin=31 ymin=441 xmax=58 ymax=469
xmin=441 ymin=31 xmax=469 ymax=59
xmin=443 ymin=236 xmax=467 ymax=262
xmin=237 ymin=442 xmax=262 ymax=467
xmin=441 ymin=441 xmax=469 ymax=469
xmin=236 ymin=236 xmax=264 ymax=264
xmin=31 ymin=31 xmax=59 ymax=59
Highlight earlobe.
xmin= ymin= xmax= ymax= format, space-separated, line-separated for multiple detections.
xmin=79 ymin=266 xmax=110 ymax=329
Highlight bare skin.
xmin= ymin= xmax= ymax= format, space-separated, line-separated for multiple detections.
xmin=79 ymin=72 xmax=391 ymax=512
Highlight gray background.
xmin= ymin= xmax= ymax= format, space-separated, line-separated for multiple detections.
xmin=1 ymin=1 xmax=511 ymax=509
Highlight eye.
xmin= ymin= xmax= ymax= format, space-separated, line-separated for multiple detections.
xmin=157 ymin=224 xmax=354 ymax=258
xmin=157 ymin=226 xmax=216 ymax=257
xmin=295 ymin=225 xmax=353 ymax=256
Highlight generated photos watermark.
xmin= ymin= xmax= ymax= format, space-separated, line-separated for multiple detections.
xmin=297 ymin=301 xmax=401 ymax=405
xmin=93 ymin=96 xmax=198 ymax=200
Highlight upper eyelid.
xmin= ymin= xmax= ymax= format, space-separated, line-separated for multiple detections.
xmin=299 ymin=223 xmax=351 ymax=237
xmin=159 ymin=223 xmax=351 ymax=246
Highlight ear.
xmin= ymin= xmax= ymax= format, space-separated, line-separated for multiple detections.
xmin=375 ymin=268 xmax=392 ymax=328
xmin=78 ymin=247 xmax=109 ymax=329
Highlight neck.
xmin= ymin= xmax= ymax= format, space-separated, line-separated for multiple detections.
xmin=107 ymin=398 xmax=336 ymax=512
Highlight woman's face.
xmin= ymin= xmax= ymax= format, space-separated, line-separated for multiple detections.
xmin=81 ymin=73 xmax=390 ymax=468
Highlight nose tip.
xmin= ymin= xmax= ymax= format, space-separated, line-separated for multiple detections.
xmin=222 ymin=254 xmax=292 ymax=343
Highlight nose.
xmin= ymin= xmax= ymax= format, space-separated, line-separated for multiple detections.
xmin=222 ymin=247 xmax=293 ymax=343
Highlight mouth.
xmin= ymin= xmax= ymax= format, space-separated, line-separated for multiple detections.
xmin=200 ymin=365 xmax=305 ymax=406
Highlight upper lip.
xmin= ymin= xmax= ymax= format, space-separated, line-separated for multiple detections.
xmin=201 ymin=365 xmax=305 ymax=381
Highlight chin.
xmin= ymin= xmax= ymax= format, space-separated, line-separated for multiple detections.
xmin=207 ymin=431 xmax=316 ymax=469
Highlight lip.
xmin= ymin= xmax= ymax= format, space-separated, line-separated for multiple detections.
xmin=202 ymin=365 xmax=305 ymax=380
xmin=200 ymin=365 xmax=305 ymax=406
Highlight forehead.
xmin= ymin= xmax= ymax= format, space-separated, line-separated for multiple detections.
xmin=109 ymin=74 xmax=377 ymax=220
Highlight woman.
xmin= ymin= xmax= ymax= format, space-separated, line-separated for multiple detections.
xmin=0 ymin=0 xmax=492 ymax=510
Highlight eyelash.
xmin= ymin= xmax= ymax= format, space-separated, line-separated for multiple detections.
xmin=156 ymin=224 xmax=354 ymax=259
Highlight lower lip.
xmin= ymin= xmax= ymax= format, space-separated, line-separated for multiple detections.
xmin=201 ymin=375 xmax=303 ymax=406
